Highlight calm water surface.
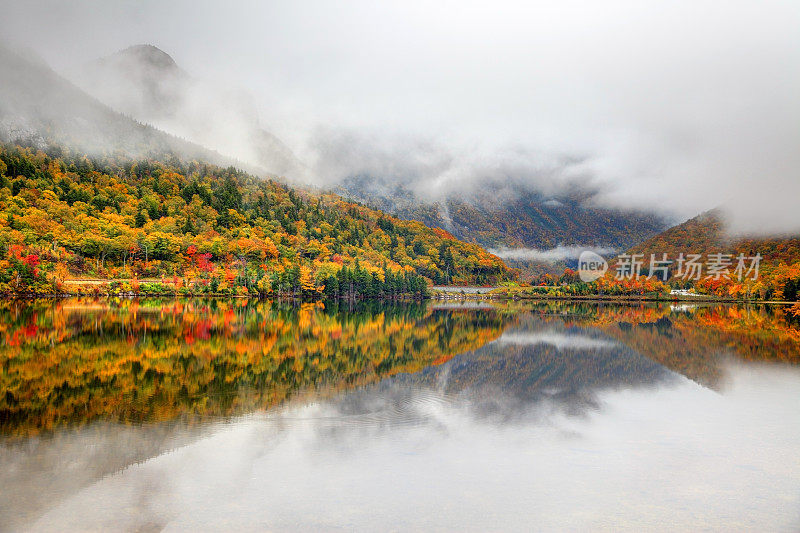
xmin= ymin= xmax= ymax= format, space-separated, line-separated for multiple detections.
xmin=1 ymin=299 xmax=799 ymax=531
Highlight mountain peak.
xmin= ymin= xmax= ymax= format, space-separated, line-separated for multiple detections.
xmin=112 ymin=44 xmax=179 ymax=71
xmin=88 ymin=44 xmax=185 ymax=80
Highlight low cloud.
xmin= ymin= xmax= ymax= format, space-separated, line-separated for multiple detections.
xmin=0 ymin=1 xmax=798 ymax=234
xmin=67 ymin=44 xmax=305 ymax=179
xmin=306 ymin=127 xmax=595 ymax=205
xmin=489 ymin=246 xmax=616 ymax=264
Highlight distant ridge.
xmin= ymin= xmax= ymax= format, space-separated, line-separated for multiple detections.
xmin=628 ymin=209 xmax=800 ymax=267
xmin=337 ymin=175 xmax=666 ymax=258
xmin=0 ymin=41 xmax=244 ymax=168
xmin=72 ymin=43 xmax=306 ymax=179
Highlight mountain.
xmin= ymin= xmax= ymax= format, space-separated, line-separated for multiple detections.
xmin=629 ymin=209 xmax=800 ymax=268
xmin=68 ymin=44 xmax=665 ymax=261
xmin=0 ymin=142 xmax=512 ymax=296
xmin=0 ymin=42 xmax=236 ymax=167
xmin=0 ymin=42 xmax=512 ymax=295
xmin=336 ymin=175 xmax=667 ymax=274
xmin=627 ymin=209 xmax=800 ymax=299
xmin=71 ymin=44 xmax=305 ymax=179
xmin=77 ymin=44 xmax=187 ymax=119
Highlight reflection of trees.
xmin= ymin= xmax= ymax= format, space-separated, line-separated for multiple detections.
xmin=389 ymin=301 xmax=800 ymax=418
xmin=4 ymin=299 xmax=798 ymax=435
xmin=512 ymin=301 xmax=800 ymax=388
xmin=0 ymin=299 xmax=512 ymax=436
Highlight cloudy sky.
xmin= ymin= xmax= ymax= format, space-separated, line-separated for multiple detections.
xmin=1 ymin=0 xmax=798 ymax=233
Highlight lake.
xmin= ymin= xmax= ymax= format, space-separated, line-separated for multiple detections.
xmin=1 ymin=298 xmax=799 ymax=531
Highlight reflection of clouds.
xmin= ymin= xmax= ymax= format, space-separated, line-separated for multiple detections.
xmin=7 ymin=309 xmax=800 ymax=531
xmin=0 ymin=421 xmax=211 ymax=532
xmin=22 ymin=363 xmax=800 ymax=532
xmin=429 ymin=302 xmax=498 ymax=310
xmin=496 ymin=330 xmax=618 ymax=350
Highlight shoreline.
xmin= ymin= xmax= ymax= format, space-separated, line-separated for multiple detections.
xmin=430 ymin=290 xmax=795 ymax=305
xmin=1 ymin=290 xmax=794 ymax=306
xmin=0 ymin=291 xmax=427 ymax=302
xmin=2 ymin=281 xmax=795 ymax=305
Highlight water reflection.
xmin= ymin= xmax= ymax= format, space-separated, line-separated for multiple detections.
xmin=1 ymin=299 xmax=799 ymax=531
xmin=0 ymin=299 xmax=511 ymax=436
xmin=391 ymin=314 xmax=680 ymax=421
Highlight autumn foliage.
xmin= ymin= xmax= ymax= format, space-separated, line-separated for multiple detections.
xmin=0 ymin=143 xmax=513 ymax=297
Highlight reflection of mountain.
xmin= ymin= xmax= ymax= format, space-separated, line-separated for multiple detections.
xmin=1 ymin=309 xmax=671 ymax=529
xmin=379 ymin=301 xmax=800 ymax=420
xmin=0 ymin=299 xmax=512 ymax=436
xmin=388 ymin=314 xmax=678 ymax=418
xmin=5 ymin=299 xmax=797 ymax=437
xmin=3 ymin=301 xmax=799 ymax=530
xmin=0 ymin=299 xmax=511 ymax=528
xmin=72 ymin=44 xmax=305 ymax=178
xmin=594 ymin=305 xmax=800 ymax=388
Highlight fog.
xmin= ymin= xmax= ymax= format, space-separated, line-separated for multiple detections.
xmin=490 ymin=245 xmax=616 ymax=264
xmin=0 ymin=0 xmax=798 ymax=233
xmin=69 ymin=44 xmax=306 ymax=178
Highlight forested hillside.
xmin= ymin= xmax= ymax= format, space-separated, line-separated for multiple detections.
xmin=496 ymin=211 xmax=800 ymax=303
xmin=628 ymin=210 xmax=800 ymax=265
xmin=0 ymin=143 xmax=512 ymax=297
xmin=628 ymin=210 xmax=800 ymax=299
xmin=337 ymin=176 xmax=666 ymax=250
